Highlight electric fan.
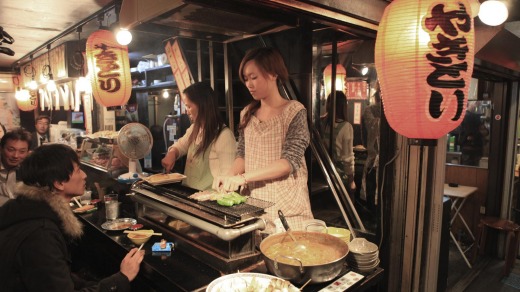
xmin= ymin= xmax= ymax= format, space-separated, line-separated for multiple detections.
xmin=116 ymin=123 xmax=153 ymax=182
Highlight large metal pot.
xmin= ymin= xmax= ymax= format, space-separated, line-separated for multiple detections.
xmin=259 ymin=230 xmax=349 ymax=285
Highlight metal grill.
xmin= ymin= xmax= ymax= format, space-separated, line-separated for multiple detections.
xmin=139 ymin=182 xmax=273 ymax=223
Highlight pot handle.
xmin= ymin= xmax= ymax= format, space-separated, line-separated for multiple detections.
xmin=278 ymin=210 xmax=291 ymax=231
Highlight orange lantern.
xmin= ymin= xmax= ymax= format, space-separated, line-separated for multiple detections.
xmin=86 ymin=29 xmax=132 ymax=107
xmin=375 ymin=0 xmax=475 ymax=139
xmin=16 ymin=89 xmax=38 ymax=111
xmin=323 ymin=63 xmax=346 ymax=98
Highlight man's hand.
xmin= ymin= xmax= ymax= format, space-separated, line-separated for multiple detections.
xmin=120 ymin=247 xmax=144 ymax=282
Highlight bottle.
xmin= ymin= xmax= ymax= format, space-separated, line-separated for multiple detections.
xmin=449 ymin=135 xmax=455 ymax=152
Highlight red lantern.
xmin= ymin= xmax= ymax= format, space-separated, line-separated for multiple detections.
xmin=16 ymin=89 xmax=38 ymax=112
xmin=323 ymin=63 xmax=346 ymax=98
xmin=375 ymin=0 xmax=475 ymax=139
xmin=86 ymin=29 xmax=132 ymax=107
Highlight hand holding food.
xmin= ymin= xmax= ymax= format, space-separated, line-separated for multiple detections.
xmin=217 ymin=174 xmax=247 ymax=192
xmin=189 ymin=190 xmax=247 ymax=207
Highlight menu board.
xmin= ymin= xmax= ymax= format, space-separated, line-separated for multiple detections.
xmin=346 ymin=80 xmax=368 ymax=100
xmin=164 ymin=40 xmax=192 ymax=94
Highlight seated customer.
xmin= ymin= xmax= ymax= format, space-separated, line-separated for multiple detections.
xmin=0 ymin=128 xmax=31 ymax=206
xmin=31 ymin=115 xmax=50 ymax=150
xmin=0 ymin=144 xmax=144 ymax=291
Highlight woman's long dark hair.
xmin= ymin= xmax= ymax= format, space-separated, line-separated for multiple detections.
xmin=238 ymin=47 xmax=289 ymax=131
xmin=183 ymin=82 xmax=225 ymax=158
xmin=323 ymin=91 xmax=349 ymax=129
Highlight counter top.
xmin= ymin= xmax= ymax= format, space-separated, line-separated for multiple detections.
xmin=74 ymin=203 xmax=384 ymax=291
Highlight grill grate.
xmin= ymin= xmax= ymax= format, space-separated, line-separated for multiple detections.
xmin=140 ymin=182 xmax=273 ymax=222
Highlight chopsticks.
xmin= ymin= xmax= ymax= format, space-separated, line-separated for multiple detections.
xmin=137 ymin=243 xmax=145 ymax=252
xmin=124 ymin=230 xmax=163 ymax=236
xmin=72 ymin=197 xmax=82 ymax=208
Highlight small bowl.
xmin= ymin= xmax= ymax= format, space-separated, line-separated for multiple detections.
xmin=127 ymin=229 xmax=154 ymax=245
xmin=327 ymin=227 xmax=351 ymax=243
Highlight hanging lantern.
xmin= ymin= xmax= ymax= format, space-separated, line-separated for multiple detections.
xmin=86 ymin=29 xmax=131 ymax=107
xmin=375 ymin=0 xmax=475 ymax=139
xmin=16 ymin=89 xmax=38 ymax=111
xmin=323 ymin=63 xmax=347 ymax=98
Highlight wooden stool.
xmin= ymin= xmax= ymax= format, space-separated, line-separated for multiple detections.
xmin=473 ymin=217 xmax=520 ymax=276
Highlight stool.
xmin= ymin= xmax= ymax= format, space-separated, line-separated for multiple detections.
xmin=473 ymin=217 xmax=520 ymax=276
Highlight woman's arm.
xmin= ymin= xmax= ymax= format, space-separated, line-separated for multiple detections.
xmin=161 ymin=124 xmax=193 ymax=172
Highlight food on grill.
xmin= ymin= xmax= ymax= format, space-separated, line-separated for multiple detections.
xmin=189 ymin=191 xmax=247 ymax=206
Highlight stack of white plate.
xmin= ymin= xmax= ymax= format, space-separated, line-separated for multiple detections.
xmin=347 ymin=238 xmax=380 ymax=273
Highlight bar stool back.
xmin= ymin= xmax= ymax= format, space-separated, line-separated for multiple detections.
xmin=473 ymin=216 xmax=520 ymax=276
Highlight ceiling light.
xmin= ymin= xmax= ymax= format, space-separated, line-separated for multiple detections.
xmin=116 ymin=28 xmax=132 ymax=46
xmin=361 ymin=66 xmax=369 ymax=76
xmin=478 ymin=0 xmax=508 ymax=26
xmin=162 ymin=90 xmax=170 ymax=99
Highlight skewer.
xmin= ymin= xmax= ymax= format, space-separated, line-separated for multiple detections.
xmin=137 ymin=243 xmax=144 ymax=252
xmin=124 ymin=230 xmax=163 ymax=236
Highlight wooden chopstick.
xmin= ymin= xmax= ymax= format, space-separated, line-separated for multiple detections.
xmin=137 ymin=243 xmax=145 ymax=252
xmin=72 ymin=197 xmax=82 ymax=208
xmin=124 ymin=230 xmax=162 ymax=236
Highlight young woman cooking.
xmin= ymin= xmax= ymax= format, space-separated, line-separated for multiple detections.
xmin=212 ymin=47 xmax=313 ymax=234
xmin=161 ymin=82 xmax=236 ymax=191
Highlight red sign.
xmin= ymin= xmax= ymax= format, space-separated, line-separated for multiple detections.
xmin=86 ymin=30 xmax=132 ymax=107
xmin=346 ymin=81 xmax=368 ymax=100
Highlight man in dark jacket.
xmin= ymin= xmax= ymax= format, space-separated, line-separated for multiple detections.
xmin=0 ymin=144 xmax=144 ymax=291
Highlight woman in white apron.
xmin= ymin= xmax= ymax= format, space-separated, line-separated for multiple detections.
xmin=213 ymin=47 xmax=313 ymax=234
xmin=162 ymin=82 xmax=236 ymax=191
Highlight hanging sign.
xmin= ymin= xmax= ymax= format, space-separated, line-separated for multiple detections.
xmin=86 ymin=29 xmax=132 ymax=107
xmin=375 ymin=0 xmax=475 ymax=139
xmin=164 ymin=39 xmax=192 ymax=94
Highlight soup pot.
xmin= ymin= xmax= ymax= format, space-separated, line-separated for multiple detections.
xmin=259 ymin=230 xmax=349 ymax=285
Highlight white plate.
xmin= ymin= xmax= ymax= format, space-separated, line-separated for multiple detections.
xmin=101 ymin=218 xmax=137 ymax=231
xmin=206 ymin=272 xmax=299 ymax=292
xmin=143 ymin=173 xmax=187 ymax=186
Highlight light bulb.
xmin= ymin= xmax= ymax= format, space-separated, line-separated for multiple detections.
xmin=162 ymin=90 xmax=170 ymax=99
xmin=116 ymin=28 xmax=132 ymax=46
xmin=479 ymin=0 xmax=508 ymax=26
xmin=361 ymin=66 xmax=369 ymax=76
xmin=28 ymin=80 xmax=38 ymax=90
xmin=47 ymin=79 xmax=57 ymax=92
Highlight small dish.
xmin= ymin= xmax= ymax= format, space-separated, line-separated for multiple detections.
xmin=101 ymin=218 xmax=137 ymax=231
xmin=127 ymin=229 xmax=154 ymax=245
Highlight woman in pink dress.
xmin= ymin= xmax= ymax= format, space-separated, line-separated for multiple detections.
xmin=213 ymin=47 xmax=313 ymax=234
